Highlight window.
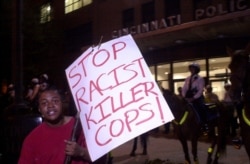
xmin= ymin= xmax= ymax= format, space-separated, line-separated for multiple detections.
xmin=122 ymin=8 xmax=134 ymax=28
xmin=152 ymin=58 xmax=230 ymax=99
xmin=173 ymin=60 xmax=206 ymax=80
xmin=149 ymin=66 xmax=155 ymax=80
xmin=64 ymin=23 xmax=92 ymax=52
xmin=65 ymin=0 xmax=92 ymax=14
xmin=164 ymin=0 xmax=180 ymax=17
xmin=141 ymin=1 xmax=155 ymax=23
xmin=173 ymin=60 xmax=206 ymax=94
xmin=157 ymin=64 xmax=170 ymax=89
xmin=208 ymin=57 xmax=230 ymax=78
xmin=40 ymin=3 xmax=52 ymax=23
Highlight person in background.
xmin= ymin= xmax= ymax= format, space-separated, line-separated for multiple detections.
xmin=222 ymin=83 xmax=233 ymax=104
xmin=182 ymin=63 xmax=208 ymax=134
xmin=0 ymin=80 xmax=9 ymax=115
xmin=25 ymin=78 xmax=40 ymax=111
xmin=203 ymin=84 xmax=220 ymax=124
xmin=18 ymin=85 xmax=107 ymax=164
xmin=177 ymin=86 xmax=183 ymax=100
xmin=222 ymin=83 xmax=239 ymax=138
xmin=7 ymin=83 xmax=15 ymax=105
xmin=25 ymin=78 xmax=39 ymax=100
xmin=39 ymin=73 xmax=50 ymax=92
xmin=204 ymin=85 xmax=219 ymax=104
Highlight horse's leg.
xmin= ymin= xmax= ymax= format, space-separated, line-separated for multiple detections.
xmin=244 ymin=140 xmax=250 ymax=161
xmin=130 ymin=137 xmax=138 ymax=156
xmin=191 ymin=136 xmax=199 ymax=164
xmin=179 ymin=137 xmax=191 ymax=164
xmin=212 ymin=148 xmax=219 ymax=164
xmin=206 ymin=138 xmax=216 ymax=164
xmin=242 ymin=128 xmax=250 ymax=160
xmin=206 ymin=126 xmax=217 ymax=164
xmin=140 ymin=132 xmax=148 ymax=155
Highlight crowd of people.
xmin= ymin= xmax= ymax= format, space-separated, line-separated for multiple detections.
xmin=0 ymin=73 xmax=52 ymax=114
xmin=0 ymin=64 xmax=241 ymax=163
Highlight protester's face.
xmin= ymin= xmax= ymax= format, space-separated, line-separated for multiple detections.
xmin=38 ymin=90 xmax=63 ymax=125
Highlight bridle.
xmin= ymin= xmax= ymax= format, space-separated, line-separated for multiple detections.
xmin=242 ymin=54 xmax=250 ymax=126
xmin=242 ymin=108 xmax=250 ymax=126
xmin=172 ymin=111 xmax=189 ymax=125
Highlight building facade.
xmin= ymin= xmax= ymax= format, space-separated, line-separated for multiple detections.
xmin=34 ymin=0 xmax=250 ymax=99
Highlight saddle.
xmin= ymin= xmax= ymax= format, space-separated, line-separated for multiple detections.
xmin=204 ymin=103 xmax=220 ymax=121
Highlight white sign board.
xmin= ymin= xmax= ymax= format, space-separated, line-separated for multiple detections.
xmin=65 ymin=35 xmax=174 ymax=161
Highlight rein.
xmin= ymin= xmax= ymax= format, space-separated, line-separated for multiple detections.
xmin=242 ymin=54 xmax=250 ymax=94
xmin=172 ymin=111 xmax=189 ymax=125
xmin=242 ymin=108 xmax=250 ymax=126
xmin=241 ymin=55 xmax=250 ymax=126
xmin=235 ymin=54 xmax=250 ymax=127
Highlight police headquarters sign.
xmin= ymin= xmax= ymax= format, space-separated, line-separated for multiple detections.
xmin=65 ymin=35 xmax=174 ymax=161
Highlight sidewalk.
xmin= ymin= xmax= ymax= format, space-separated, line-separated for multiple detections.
xmin=111 ymin=127 xmax=249 ymax=164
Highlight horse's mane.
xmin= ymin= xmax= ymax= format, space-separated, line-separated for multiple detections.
xmin=162 ymin=89 xmax=181 ymax=108
xmin=226 ymin=43 xmax=250 ymax=160
xmin=162 ymin=89 xmax=189 ymax=119
xmin=228 ymin=44 xmax=250 ymax=102
xmin=226 ymin=42 xmax=250 ymax=69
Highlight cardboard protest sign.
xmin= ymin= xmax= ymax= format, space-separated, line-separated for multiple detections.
xmin=65 ymin=34 xmax=174 ymax=161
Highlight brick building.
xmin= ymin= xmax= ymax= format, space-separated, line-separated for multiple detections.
xmin=13 ymin=0 xmax=250 ymax=98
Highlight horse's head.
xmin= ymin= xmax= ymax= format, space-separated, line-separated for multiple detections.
xmin=162 ymin=88 xmax=188 ymax=117
xmin=227 ymin=43 xmax=250 ymax=102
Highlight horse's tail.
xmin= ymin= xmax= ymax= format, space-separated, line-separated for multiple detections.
xmin=219 ymin=132 xmax=227 ymax=155
xmin=140 ymin=132 xmax=149 ymax=146
xmin=217 ymin=105 xmax=228 ymax=156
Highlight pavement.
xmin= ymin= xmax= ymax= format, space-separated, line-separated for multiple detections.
xmin=110 ymin=126 xmax=249 ymax=164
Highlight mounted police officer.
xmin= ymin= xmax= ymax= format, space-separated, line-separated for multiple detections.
xmin=182 ymin=63 xmax=209 ymax=134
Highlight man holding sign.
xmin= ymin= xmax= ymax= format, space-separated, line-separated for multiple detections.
xmin=66 ymin=34 xmax=174 ymax=162
xmin=18 ymin=86 xmax=107 ymax=164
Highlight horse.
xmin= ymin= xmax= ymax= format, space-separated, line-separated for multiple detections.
xmin=227 ymin=43 xmax=250 ymax=161
xmin=162 ymin=89 xmax=227 ymax=164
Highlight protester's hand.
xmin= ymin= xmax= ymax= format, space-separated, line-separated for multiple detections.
xmin=64 ymin=140 xmax=84 ymax=157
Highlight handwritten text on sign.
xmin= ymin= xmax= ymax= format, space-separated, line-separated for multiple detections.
xmin=65 ymin=35 xmax=174 ymax=161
